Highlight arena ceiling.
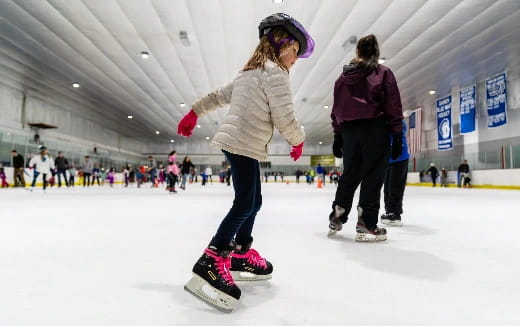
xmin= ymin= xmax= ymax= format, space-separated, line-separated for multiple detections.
xmin=1 ymin=0 xmax=519 ymax=148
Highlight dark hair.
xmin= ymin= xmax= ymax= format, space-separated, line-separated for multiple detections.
xmin=356 ymin=34 xmax=380 ymax=70
xmin=11 ymin=150 xmax=17 ymax=153
xmin=169 ymin=150 xmax=176 ymax=156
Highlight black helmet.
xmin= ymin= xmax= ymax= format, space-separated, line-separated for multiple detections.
xmin=258 ymin=13 xmax=314 ymax=58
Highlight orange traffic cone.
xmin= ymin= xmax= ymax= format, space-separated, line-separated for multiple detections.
xmin=317 ymin=178 xmax=323 ymax=189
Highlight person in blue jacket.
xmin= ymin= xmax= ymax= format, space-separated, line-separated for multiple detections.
xmin=381 ymin=120 xmax=409 ymax=226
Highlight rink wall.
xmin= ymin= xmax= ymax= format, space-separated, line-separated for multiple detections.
xmin=407 ymin=169 xmax=520 ymax=190
xmin=2 ymin=167 xmax=520 ymax=189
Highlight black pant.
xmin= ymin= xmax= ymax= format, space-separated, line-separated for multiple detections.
xmin=31 ymin=172 xmax=48 ymax=190
xmin=57 ymin=169 xmax=68 ymax=187
xmin=167 ymin=172 xmax=178 ymax=189
xmin=334 ymin=118 xmax=390 ymax=229
xmin=83 ymin=173 xmax=91 ymax=186
xmin=210 ymin=150 xmax=262 ymax=249
xmin=383 ymin=159 xmax=408 ymax=215
xmin=69 ymin=176 xmax=75 ymax=187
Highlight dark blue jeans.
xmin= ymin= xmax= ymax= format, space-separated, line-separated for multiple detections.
xmin=210 ymin=150 xmax=262 ymax=249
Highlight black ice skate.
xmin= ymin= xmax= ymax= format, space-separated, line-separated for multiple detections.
xmin=356 ymin=207 xmax=387 ymax=242
xmin=230 ymin=242 xmax=273 ymax=281
xmin=381 ymin=212 xmax=402 ymax=227
xmin=328 ymin=204 xmax=347 ymax=236
xmin=184 ymin=246 xmax=241 ymax=312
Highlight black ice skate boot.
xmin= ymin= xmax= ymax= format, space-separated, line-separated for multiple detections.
xmin=230 ymin=240 xmax=273 ymax=281
xmin=381 ymin=212 xmax=402 ymax=227
xmin=356 ymin=206 xmax=387 ymax=242
xmin=328 ymin=204 xmax=347 ymax=236
xmin=184 ymin=244 xmax=241 ymax=312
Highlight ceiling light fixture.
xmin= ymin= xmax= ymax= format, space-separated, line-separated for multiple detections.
xmin=170 ymin=139 xmax=175 ymax=143
xmin=179 ymin=31 xmax=190 ymax=46
xmin=378 ymin=58 xmax=386 ymax=64
xmin=319 ymin=141 xmax=323 ymax=145
xmin=140 ymin=51 xmax=149 ymax=59
xmin=205 ymin=136 xmax=210 ymax=140
xmin=180 ymin=102 xmax=186 ymax=108
xmin=342 ymin=36 xmax=357 ymax=51
xmin=127 ymin=115 xmax=133 ymax=119
xmin=72 ymin=83 xmax=80 ymax=88
xmin=197 ymin=124 xmax=201 ymax=128
xmin=323 ymin=105 xmax=329 ymax=109
xmin=301 ymin=126 xmax=305 ymax=129
xmin=155 ymin=131 xmax=160 ymax=135
xmin=429 ymin=90 xmax=436 ymax=95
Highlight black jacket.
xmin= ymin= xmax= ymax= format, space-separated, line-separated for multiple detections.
xmin=12 ymin=154 xmax=24 ymax=168
xmin=181 ymin=161 xmax=194 ymax=174
xmin=55 ymin=157 xmax=69 ymax=170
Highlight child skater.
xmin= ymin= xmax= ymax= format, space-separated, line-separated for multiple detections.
xmin=328 ymin=35 xmax=404 ymax=241
xmin=107 ymin=168 xmax=115 ymax=187
xmin=166 ymin=151 xmax=179 ymax=193
xmin=178 ymin=13 xmax=314 ymax=311
xmin=0 ymin=165 xmax=9 ymax=188
xmin=68 ymin=166 xmax=76 ymax=187
xmin=29 ymin=146 xmax=55 ymax=191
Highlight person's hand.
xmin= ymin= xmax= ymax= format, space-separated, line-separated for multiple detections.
xmin=177 ymin=109 xmax=198 ymax=137
xmin=290 ymin=142 xmax=304 ymax=161
xmin=391 ymin=133 xmax=403 ymax=160
xmin=332 ymin=133 xmax=343 ymax=158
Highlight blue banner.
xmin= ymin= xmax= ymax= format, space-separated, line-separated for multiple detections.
xmin=486 ymin=73 xmax=507 ymax=128
xmin=459 ymin=85 xmax=476 ymax=133
xmin=436 ymin=95 xmax=452 ymax=151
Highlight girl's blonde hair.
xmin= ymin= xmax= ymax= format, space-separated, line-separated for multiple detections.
xmin=243 ymin=29 xmax=297 ymax=72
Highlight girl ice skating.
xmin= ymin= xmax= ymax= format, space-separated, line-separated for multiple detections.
xmin=178 ymin=13 xmax=314 ymax=311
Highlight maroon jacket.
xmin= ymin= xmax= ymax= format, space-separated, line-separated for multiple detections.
xmin=331 ymin=64 xmax=403 ymax=134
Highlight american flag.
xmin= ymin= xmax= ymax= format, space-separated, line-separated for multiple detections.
xmin=408 ymin=108 xmax=422 ymax=154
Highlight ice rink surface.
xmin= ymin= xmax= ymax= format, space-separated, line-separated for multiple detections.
xmin=1 ymin=182 xmax=519 ymax=326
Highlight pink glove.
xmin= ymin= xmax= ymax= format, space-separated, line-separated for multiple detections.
xmin=290 ymin=142 xmax=304 ymax=161
xmin=177 ymin=109 xmax=198 ymax=137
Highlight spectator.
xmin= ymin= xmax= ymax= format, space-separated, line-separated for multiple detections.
xmin=205 ymin=166 xmax=213 ymax=184
xmin=147 ymin=156 xmax=157 ymax=186
xmin=82 ymin=156 xmax=93 ymax=187
xmin=68 ymin=166 xmax=76 ymax=187
xmin=54 ymin=151 xmax=69 ymax=187
xmin=316 ymin=163 xmax=325 ymax=186
xmin=11 ymin=150 xmax=25 ymax=187
xmin=426 ymin=163 xmax=439 ymax=187
xmin=457 ymin=159 xmax=470 ymax=188
xmin=440 ymin=168 xmax=448 ymax=187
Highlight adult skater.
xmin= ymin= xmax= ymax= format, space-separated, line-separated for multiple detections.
xmin=381 ymin=120 xmax=409 ymax=227
xmin=457 ymin=159 xmax=470 ymax=188
xmin=178 ymin=13 xmax=313 ymax=311
xmin=29 ymin=146 xmax=55 ymax=191
xmin=180 ymin=156 xmax=194 ymax=190
xmin=328 ymin=34 xmax=404 ymax=241
xmin=426 ymin=163 xmax=439 ymax=187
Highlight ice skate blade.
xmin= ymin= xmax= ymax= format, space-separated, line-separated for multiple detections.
xmin=184 ymin=274 xmax=238 ymax=312
xmin=231 ymin=271 xmax=272 ymax=281
xmin=327 ymin=228 xmax=337 ymax=237
xmin=381 ymin=219 xmax=402 ymax=227
xmin=355 ymin=232 xmax=387 ymax=242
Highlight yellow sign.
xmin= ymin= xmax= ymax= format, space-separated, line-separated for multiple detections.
xmin=310 ymin=155 xmax=336 ymax=166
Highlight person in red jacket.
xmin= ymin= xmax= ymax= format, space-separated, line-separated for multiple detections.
xmin=327 ymin=34 xmax=404 ymax=242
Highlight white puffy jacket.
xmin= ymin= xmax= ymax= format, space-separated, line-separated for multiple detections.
xmin=192 ymin=60 xmax=305 ymax=161
xmin=29 ymin=154 xmax=55 ymax=174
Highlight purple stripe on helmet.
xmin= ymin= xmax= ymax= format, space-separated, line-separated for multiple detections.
xmin=267 ymin=32 xmax=296 ymax=57
xmin=289 ymin=19 xmax=315 ymax=58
